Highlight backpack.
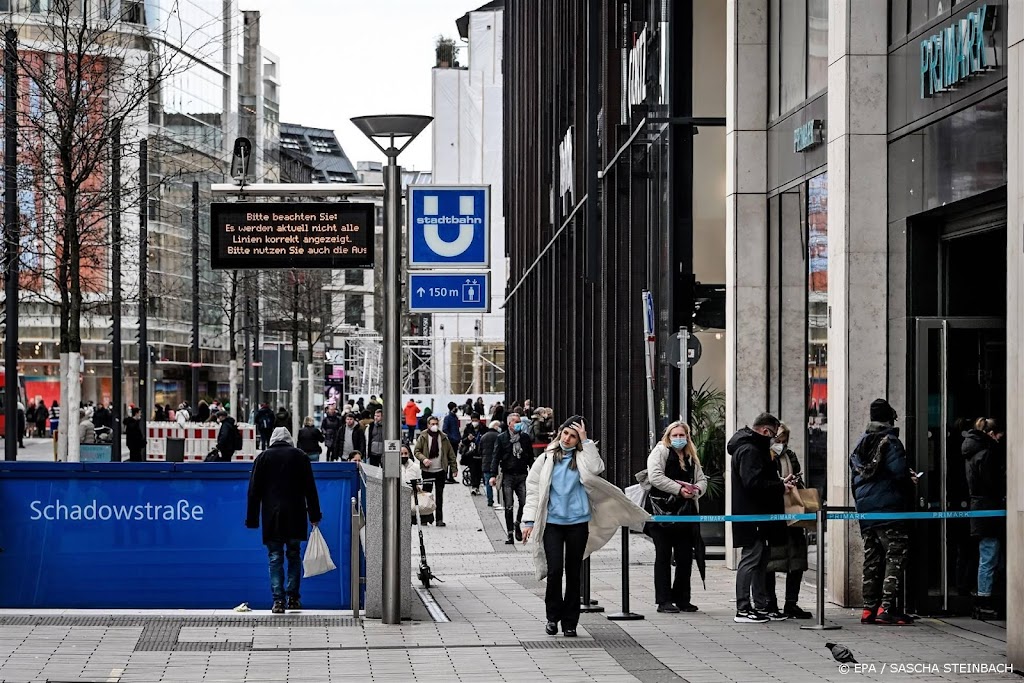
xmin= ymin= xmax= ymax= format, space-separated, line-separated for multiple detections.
xmin=232 ymin=424 xmax=243 ymax=450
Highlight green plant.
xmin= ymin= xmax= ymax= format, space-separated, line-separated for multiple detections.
xmin=691 ymin=380 xmax=726 ymax=501
xmin=435 ymin=35 xmax=458 ymax=67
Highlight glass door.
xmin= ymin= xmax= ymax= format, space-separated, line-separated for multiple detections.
xmin=912 ymin=317 xmax=1004 ymax=615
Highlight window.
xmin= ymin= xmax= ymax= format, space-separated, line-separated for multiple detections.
xmin=344 ymin=269 xmax=362 ymax=286
xmin=806 ymin=0 xmax=828 ymax=96
xmin=805 ymin=172 xmax=828 ymax=493
xmin=780 ymin=0 xmax=807 ymax=113
xmin=769 ymin=0 xmax=829 ymax=119
xmin=344 ymin=295 xmax=364 ymax=327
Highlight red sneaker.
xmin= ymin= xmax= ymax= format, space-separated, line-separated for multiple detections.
xmin=875 ymin=607 xmax=913 ymax=625
xmin=860 ymin=608 xmax=877 ymax=624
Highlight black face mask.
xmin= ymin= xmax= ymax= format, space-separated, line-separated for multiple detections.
xmin=401 ymin=457 xmax=410 ymax=464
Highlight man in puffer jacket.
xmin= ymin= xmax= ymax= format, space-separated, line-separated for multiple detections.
xmin=963 ymin=418 xmax=1005 ymax=620
xmin=849 ymin=398 xmax=917 ymax=626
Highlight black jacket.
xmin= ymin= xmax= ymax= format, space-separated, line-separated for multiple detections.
xmin=255 ymin=407 xmax=275 ymax=433
xmin=274 ymin=409 xmax=290 ymax=428
xmin=246 ymin=442 xmax=322 ymax=544
xmin=297 ymin=426 xmax=324 ymax=455
xmin=963 ymin=429 xmax=1005 ymax=538
xmin=728 ymin=427 xmax=785 ymax=548
xmin=216 ymin=416 xmax=239 ymax=460
xmin=494 ymin=430 xmax=534 ymax=476
xmin=195 ymin=403 xmax=211 ymax=423
xmin=849 ymin=422 xmax=914 ymax=531
xmin=480 ymin=429 xmax=499 ymax=472
xmin=332 ymin=424 xmax=366 ymax=460
xmin=92 ymin=406 xmax=112 ymax=430
xmin=124 ymin=415 xmax=145 ymax=451
xmin=321 ymin=413 xmax=343 ymax=448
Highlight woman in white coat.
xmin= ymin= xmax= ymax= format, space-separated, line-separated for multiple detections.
xmin=645 ymin=421 xmax=708 ymax=613
xmin=523 ymin=415 xmax=649 ymax=637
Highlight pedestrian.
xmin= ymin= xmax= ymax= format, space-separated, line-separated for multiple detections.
xmin=756 ymin=422 xmax=812 ymax=619
xmin=416 ymin=405 xmax=432 ymax=435
xmin=963 ymin=417 xmax=1005 ymax=620
xmin=728 ymin=412 xmax=795 ymax=624
xmin=16 ymin=401 xmax=25 ymax=448
xmin=403 ymin=398 xmax=420 ymax=441
xmin=480 ymin=419 xmax=501 ymax=507
xmin=492 ymin=401 xmax=505 ymax=424
xmin=245 ymin=426 xmax=322 ymax=614
xmin=49 ymin=400 xmax=60 ymax=436
xmin=332 ymin=412 xmax=366 ymax=462
xmin=275 ymin=406 xmax=290 ymax=429
xmin=297 ymin=416 xmax=325 ymax=462
xmin=850 ymin=398 xmax=917 ymax=625
xmin=320 ymin=404 xmax=342 ymax=461
xmin=25 ymin=401 xmax=36 ymax=438
xmin=442 ymin=402 xmax=462 ymax=445
xmin=474 ymin=396 xmax=485 ymax=417
xmin=125 ymin=406 xmax=145 ymax=461
xmin=79 ymin=408 xmax=96 ymax=444
xmin=175 ymin=402 xmax=190 ymax=427
xmin=460 ymin=413 xmax=486 ymax=495
xmin=255 ymin=402 xmax=275 ymax=450
xmin=366 ymin=408 xmax=385 ymax=467
xmin=414 ymin=414 xmax=456 ymax=526
xmin=195 ymin=400 xmax=211 ymax=423
xmin=215 ymin=409 xmax=240 ymax=462
xmin=645 ymin=421 xmax=707 ymax=613
xmin=35 ymin=400 xmax=47 ymax=438
xmin=492 ymin=412 xmax=534 ymax=544
xmin=522 ymin=415 xmax=649 ymax=637
xmin=356 ymin=397 xmax=365 ymax=413
xmin=367 ymin=395 xmax=382 ymax=416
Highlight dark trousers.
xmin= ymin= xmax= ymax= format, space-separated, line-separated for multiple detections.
xmin=735 ymin=539 xmax=769 ymax=612
xmin=543 ymin=522 xmax=589 ymax=628
xmin=266 ymin=540 xmax=301 ymax=602
xmin=368 ymin=453 xmax=382 ymax=467
xmin=424 ymin=470 xmax=447 ymax=522
xmin=258 ymin=430 xmax=272 ymax=450
xmin=649 ymin=524 xmax=694 ymax=606
xmin=469 ymin=458 xmax=482 ymax=488
xmin=502 ymin=472 xmax=527 ymax=534
xmin=128 ymin=446 xmax=144 ymax=462
xmin=760 ymin=571 xmax=803 ymax=611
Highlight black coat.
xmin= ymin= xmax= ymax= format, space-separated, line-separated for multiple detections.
xmin=92 ymin=407 xmax=112 ymax=430
xmin=297 ymin=426 xmax=324 ymax=455
xmin=849 ymin=423 xmax=914 ymax=531
xmin=963 ymin=429 xmax=1005 ymax=538
xmin=216 ymin=416 xmax=239 ymax=460
xmin=246 ymin=443 xmax=322 ymax=544
xmin=494 ymin=430 xmax=534 ymax=475
xmin=320 ymin=413 xmax=343 ymax=448
xmin=728 ymin=427 xmax=785 ymax=548
xmin=255 ymin=407 xmax=275 ymax=432
xmin=274 ymin=409 xmax=290 ymax=428
xmin=332 ymin=424 xmax=366 ymax=460
xmin=124 ymin=416 xmax=145 ymax=451
xmin=195 ymin=403 xmax=211 ymax=423
xmin=480 ymin=429 xmax=499 ymax=472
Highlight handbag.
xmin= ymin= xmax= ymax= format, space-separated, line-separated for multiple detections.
xmin=784 ymin=487 xmax=821 ymax=529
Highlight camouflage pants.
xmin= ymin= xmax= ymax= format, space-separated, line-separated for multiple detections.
xmin=862 ymin=524 xmax=909 ymax=610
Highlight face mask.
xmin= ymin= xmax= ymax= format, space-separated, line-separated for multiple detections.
xmin=770 ymin=442 xmax=784 ymax=455
xmin=560 ymin=443 xmax=575 ymax=453
xmin=671 ymin=437 xmax=688 ymax=450
xmin=401 ymin=457 xmax=409 ymax=464
xmin=513 ymin=423 xmax=523 ymax=432
xmin=428 ymin=424 xmax=439 ymax=433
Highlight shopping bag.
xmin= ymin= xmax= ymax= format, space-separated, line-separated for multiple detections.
xmin=302 ymin=526 xmax=337 ymax=578
xmin=624 ymin=483 xmax=648 ymax=533
xmin=784 ymin=487 xmax=821 ymax=529
xmin=416 ymin=491 xmax=436 ymax=516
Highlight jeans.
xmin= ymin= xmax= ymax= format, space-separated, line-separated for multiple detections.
xmin=759 ymin=571 xmax=803 ymax=611
xmin=267 ymin=540 xmax=302 ymax=602
xmin=306 ymin=452 xmax=320 ymax=462
xmin=543 ymin=522 xmax=589 ymax=628
xmin=735 ymin=540 xmax=768 ymax=612
xmin=424 ymin=470 xmax=447 ymax=522
xmin=648 ymin=524 xmax=694 ymax=605
xmin=502 ymin=472 xmax=528 ymax=534
xmin=483 ymin=471 xmax=494 ymax=504
xmin=977 ymin=537 xmax=1001 ymax=597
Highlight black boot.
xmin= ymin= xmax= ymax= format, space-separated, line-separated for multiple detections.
xmin=505 ymin=533 xmax=515 ymax=545
xmin=973 ymin=595 xmax=999 ymax=620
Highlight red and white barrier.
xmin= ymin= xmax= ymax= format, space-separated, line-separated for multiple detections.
xmin=145 ymin=421 xmax=258 ymax=462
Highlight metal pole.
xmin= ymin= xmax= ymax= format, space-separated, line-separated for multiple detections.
xmin=607 ymin=526 xmax=644 ymax=620
xmin=579 ymin=557 xmax=604 ymax=612
xmin=191 ymin=181 xmax=200 ymax=409
xmin=350 ymin=496 xmax=361 ymax=619
xmin=138 ymin=139 xmax=148 ymax=430
xmin=678 ymin=327 xmax=689 ymax=422
xmin=110 ymin=124 xmax=122 ymax=460
xmin=801 ymin=504 xmax=840 ymax=630
xmin=381 ymin=152 xmax=402 ymax=625
xmin=3 ymin=28 xmax=17 ymax=462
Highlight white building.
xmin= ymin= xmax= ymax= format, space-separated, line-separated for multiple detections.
xmin=429 ymin=2 xmax=506 ymax=398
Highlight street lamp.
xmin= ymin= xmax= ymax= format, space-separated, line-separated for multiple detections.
xmin=351 ymin=114 xmax=431 ymax=626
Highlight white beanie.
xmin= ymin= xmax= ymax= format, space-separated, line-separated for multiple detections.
xmin=270 ymin=427 xmax=293 ymax=446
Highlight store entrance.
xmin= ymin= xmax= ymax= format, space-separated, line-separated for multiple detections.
xmin=911 ymin=317 xmax=1005 ymax=615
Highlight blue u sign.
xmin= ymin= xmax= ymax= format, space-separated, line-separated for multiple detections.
xmin=0 ymin=462 xmax=362 ymax=609
xmin=408 ymin=185 xmax=490 ymax=268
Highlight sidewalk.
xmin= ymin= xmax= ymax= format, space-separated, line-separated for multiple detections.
xmin=0 ymin=472 xmax=1014 ymax=682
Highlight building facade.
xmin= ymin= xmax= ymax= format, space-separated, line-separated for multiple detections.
xmin=503 ymin=0 xmax=726 ymax=489
xmin=727 ymin=0 xmax=1023 ymax=661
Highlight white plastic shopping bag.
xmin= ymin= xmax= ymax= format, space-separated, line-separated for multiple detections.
xmin=624 ymin=483 xmax=649 ymax=533
xmin=303 ymin=526 xmax=337 ymax=578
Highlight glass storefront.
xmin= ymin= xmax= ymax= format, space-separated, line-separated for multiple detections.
xmin=806 ymin=172 xmax=828 ymax=492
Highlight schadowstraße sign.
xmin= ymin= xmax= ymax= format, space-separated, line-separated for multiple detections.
xmin=210 ymin=202 xmax=374 ymax=270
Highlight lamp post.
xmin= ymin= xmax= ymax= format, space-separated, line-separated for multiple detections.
xmin=351 ymin=114 xmax=431 ymax=625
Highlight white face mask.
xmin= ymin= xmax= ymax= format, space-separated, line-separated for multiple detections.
xmin=428 ymin=424 xmax=439 ymax=433
xmin=770 ymin=442 xmax=784 ymax=455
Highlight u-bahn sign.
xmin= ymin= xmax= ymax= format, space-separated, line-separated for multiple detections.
xmin=210 ymin=202 xmax=374 ymax=270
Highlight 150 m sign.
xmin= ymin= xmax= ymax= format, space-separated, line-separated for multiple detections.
xmin=210 ymin=202 xmax=374 ymax=270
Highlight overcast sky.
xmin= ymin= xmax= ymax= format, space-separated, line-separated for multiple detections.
xmin=240 ymin=0 xmax=475 ymax=172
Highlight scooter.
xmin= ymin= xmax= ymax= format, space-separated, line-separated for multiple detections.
xmin=410 ymin=478 xmax=440 ymax=589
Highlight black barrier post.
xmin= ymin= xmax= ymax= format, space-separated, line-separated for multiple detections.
xmin=607 ymin=526 xmax=644 ymax=620
xmin=579 ymin=557 xmax=604 ymax=613
xmin=801 ymin=504 xmax=840 ymax=631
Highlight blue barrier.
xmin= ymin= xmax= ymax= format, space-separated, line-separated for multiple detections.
xmin=0 ymin=461 xmax=362 ymax=609
xmin=651 ymin=510 xmax=1008 ymax=523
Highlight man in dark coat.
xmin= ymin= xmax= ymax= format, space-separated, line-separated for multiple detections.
xmin=320 ymin=405 xmax=343 ymax=462
xmin=124 ymin=406 xmax=145 ymax=461
xmin=275 ymin=406 xmax=291 ymax=429
xmin=332 ymin=412 xmax=366 ymax=461
xmin=246 ymin=427 xmax=322 ymax=614
xmin=479 ymin=420 xmax=500 ymax=507
xmin=255 ymin=403 xmax=275 ymax=450
xmin=850 ymin=398 xmax=916 ymax=625
xmin=728 ymin=412 xmax=792 ymax=624
xmin=963 ymin=418 xmax=1005 ymax=619
xmin=215 ymin=410 xmax=240 ymax=462
xmin=491 ymin=412 xmax=534 ymax=543
xmin=442 ymin=402 xmax=462 ymax=445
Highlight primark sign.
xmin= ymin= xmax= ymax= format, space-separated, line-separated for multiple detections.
xmin=919 ymin=4 xmax=994 ymax=99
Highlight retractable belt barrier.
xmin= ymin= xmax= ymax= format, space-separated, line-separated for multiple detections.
xmin=612 ymin=508 xmax=1008 ymax=630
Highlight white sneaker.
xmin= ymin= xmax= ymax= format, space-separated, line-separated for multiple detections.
xmin=734 ymin=609 xmax=770 ymax=623
xmin=763 ymin=610 xmax=790 ymax=621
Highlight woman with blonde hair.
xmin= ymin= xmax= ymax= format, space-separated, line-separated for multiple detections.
xmin=645 ymin=420 xmax=708 ymax=613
